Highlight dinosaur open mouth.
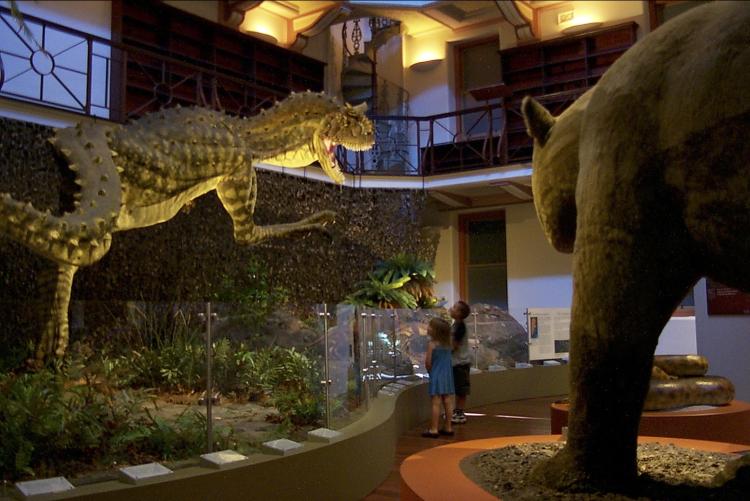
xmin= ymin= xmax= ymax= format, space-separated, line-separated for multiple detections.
xmin=319 ymin=137 xmax=344 ymax=184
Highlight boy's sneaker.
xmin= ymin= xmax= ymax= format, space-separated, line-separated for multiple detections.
xmin=451 ymin=409 xmax=467 ymax=424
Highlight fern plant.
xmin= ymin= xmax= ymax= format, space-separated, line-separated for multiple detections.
xmin=346 ymin=253 xmax=437 ymax=308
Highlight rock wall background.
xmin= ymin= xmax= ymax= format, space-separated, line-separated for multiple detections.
xmin=0 ymin=116 xmax=439 ymax=349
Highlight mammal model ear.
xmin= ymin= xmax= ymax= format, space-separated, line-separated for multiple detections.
xmin=521 ymin=96 xmax=555 ymax=147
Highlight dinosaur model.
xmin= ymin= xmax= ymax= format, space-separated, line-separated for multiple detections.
xmin=522 ymin=1 xmax=749 ymax=492
xmin=0 ymin=91 xmax=373 ymax=364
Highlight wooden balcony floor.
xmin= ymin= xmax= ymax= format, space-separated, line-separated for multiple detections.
xmin=362 ymin=395 xmax=565 ymax=500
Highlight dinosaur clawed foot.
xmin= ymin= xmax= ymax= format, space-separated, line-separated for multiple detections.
xmin=300 ymin=210 xmax=336 ymax=226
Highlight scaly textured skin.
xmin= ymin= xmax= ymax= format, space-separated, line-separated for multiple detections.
xmin=522 ymin=2 xmax=749 ymax=493
xmin=0 ymin=91 xmax=373 ymax=363
xmin=645 ymin=355 xmax=734 ymax=411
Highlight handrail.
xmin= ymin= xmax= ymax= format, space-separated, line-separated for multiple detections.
xmin=0 ymin=7 xmax=585 ymax=177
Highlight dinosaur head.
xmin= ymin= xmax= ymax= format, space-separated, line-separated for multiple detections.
xmin=252 ymin=94 xmax=374 ymax=185
xmin=314 ymin=102 xmax=374 ymax=184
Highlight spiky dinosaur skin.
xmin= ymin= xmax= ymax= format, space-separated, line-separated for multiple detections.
xmin=0 ymin=92 xmax=373 ymax=363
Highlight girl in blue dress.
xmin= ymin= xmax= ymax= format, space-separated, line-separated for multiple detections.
xmin=423 ymin=317 xmax=455 ymax=438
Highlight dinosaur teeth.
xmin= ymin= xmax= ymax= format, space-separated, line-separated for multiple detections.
xmin=61 ymin=148 xmax=73 ymax=157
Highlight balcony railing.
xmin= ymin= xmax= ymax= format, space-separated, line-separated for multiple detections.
xmin=1 ymin=7 xmax=586 ymax=176
xmin=0 ymin=6 xmax=288 ymax=122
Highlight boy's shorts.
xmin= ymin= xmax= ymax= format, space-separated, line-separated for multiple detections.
xmin=453 ymin=363 xmax=471 ymax=397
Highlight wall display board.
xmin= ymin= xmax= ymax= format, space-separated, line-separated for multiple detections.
xmin=706 ymin=279 xmax=750 ymax=315
xmin=527 ymin=308 xmax=570 ymax=361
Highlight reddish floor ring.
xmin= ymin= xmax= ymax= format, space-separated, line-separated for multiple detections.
xmin=400 ymin=435 xmax=749 ymax=501
xmin=551 ymin=400 xmax=750 ymax=445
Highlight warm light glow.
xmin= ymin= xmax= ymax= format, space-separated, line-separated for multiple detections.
xmin=559 ymin=13 xmax=602 ymax=35
xmin=413 ymin=50 xmax=441 ymax=65
xmin=405 ymin=34 xmax=445 ymax=71
xmin=240 ymin=9 xmax=285 ymax=45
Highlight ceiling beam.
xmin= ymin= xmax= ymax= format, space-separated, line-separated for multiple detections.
xmin=430 ymin=190 xmax=473 ymax=208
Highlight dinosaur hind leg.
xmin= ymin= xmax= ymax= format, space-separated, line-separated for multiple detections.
xmin=34 ymin=263 xmax=78 ymax=364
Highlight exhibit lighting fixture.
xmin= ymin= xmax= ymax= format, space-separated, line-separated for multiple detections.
xmin=558 ymin=10 xmax=602 ymax=35
xmin=240 ymin=9 xmax=283 ymax=45
xmin=406 ymin=34 xmax=444 ymax=72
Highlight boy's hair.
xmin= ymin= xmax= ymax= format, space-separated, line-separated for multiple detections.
xmin=454 ymin=300 xmax=470 ymax=320
xmin=428 ymin=318 xmax=451 ymax=346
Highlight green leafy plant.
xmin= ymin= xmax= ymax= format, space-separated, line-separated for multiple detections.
xmin=346 ymin=253 xmax=437 ymax=309
xmin=211 ymin=256 xmax=290 ymax=331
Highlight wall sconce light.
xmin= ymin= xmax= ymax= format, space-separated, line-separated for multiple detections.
xmin=558 ymin=10 xmax=602 ymax=35
xmin=561 ymin=21 xmax=603 ymax=35
xmin=410 ymin=58 xmax=442 ymax=72
xmin=245 ymin=30 xmax=279 ymax=44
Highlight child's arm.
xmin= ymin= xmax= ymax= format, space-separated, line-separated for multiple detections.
xmin=425 ymin=342 xmax=434 ymax=372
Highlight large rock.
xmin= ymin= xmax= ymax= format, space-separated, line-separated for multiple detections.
xmin=471 ymin=304 xmax=529 ymax=369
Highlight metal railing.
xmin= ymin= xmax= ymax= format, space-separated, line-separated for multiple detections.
xmin=1 ymin=7 xmax=588 ymax=176
xmin=0 ymin=6 xmax=289 ymax=122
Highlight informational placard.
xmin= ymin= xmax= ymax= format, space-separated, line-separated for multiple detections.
xmin=706 ymin=279 xmax=750 ymax=315
xmin=527 ymin=308 xmax=570 ymax=361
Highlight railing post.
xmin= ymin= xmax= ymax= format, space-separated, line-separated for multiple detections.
xmin=85 ymin=36 xmax=92 ymax=115
xmin=429 ymin=118 xmax=435 ymax=176
xmin=416 ymin=118 xmax=422 ymax=176
xmin=488 ymin=105 xmax=494 ymax=164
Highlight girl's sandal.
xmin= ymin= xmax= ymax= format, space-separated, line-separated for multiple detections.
xmin=438 ymin=429 xmax=454 ymax=436
xmin=421 ymin=430 xmax=440 ymax=438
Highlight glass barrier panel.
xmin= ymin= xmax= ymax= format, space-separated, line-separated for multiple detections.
xmin=468 ymin=304 xmax=530 ymax=370
xmin=321 ymin=303 xmax=368 ymax=430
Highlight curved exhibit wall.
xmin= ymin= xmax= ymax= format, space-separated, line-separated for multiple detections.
xmin=38 ymin=366 xmax=568 ymax=500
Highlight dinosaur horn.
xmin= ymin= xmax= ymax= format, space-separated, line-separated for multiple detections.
xmin=352 ymin=102 xmax=368 ymax=114
xmin=521 ymin=96 xmax=555 ymax=146
xmin=0 ymin=123 xmax=121 ymax=266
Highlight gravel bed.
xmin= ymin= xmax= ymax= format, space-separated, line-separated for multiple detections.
xmin=462 ymin=442 xmax=749 ymax=500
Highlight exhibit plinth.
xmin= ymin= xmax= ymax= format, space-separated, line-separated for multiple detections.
xmin=400 ymin=435 xmax=750 ymax=501
xmin=551 ymin=400 xmax=750 ymax=445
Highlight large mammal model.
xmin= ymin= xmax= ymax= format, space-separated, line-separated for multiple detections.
xmin=522 ymin=1 xmax=749 ymax=491
xmin=0 ymin=92 xmax=373 ymax=364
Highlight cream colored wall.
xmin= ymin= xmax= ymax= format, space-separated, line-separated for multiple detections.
xmin=505 ymin=203 xmax=573 ymax=325
xmin=431 ymin=202 xmax=574 ymax=326
xmin=535 ymin=1 xmax=649 ymax=42
xmin=401 ymin=21 xmax=511 ymax=145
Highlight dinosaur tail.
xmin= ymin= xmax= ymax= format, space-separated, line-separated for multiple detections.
xmin=0 ymin=122 xmax=122 ymax=266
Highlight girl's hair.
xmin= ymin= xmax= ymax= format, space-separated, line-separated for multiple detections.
xmin=428 ymin=318 xmax=451 ymax=346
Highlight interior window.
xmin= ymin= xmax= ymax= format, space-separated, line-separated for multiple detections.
xmin=460 ymin=211 xmax=508 ymax=309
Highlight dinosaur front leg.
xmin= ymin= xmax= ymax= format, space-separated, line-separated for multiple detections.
xmin=34 ymin=263 xmax=78 ymax=364
xmin=532 ymin=226 xmax=698 ymax=492
xmin=217 ymin=169 xmax=335 ymax=245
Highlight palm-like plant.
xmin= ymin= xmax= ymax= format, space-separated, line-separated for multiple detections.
xmin=346 ymin=254 xmax=438 ymax=309
xmin=371 ymin=254 xmax=437 ymax=308
xmin=345 ymin=271 xmax=418 ymax=309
